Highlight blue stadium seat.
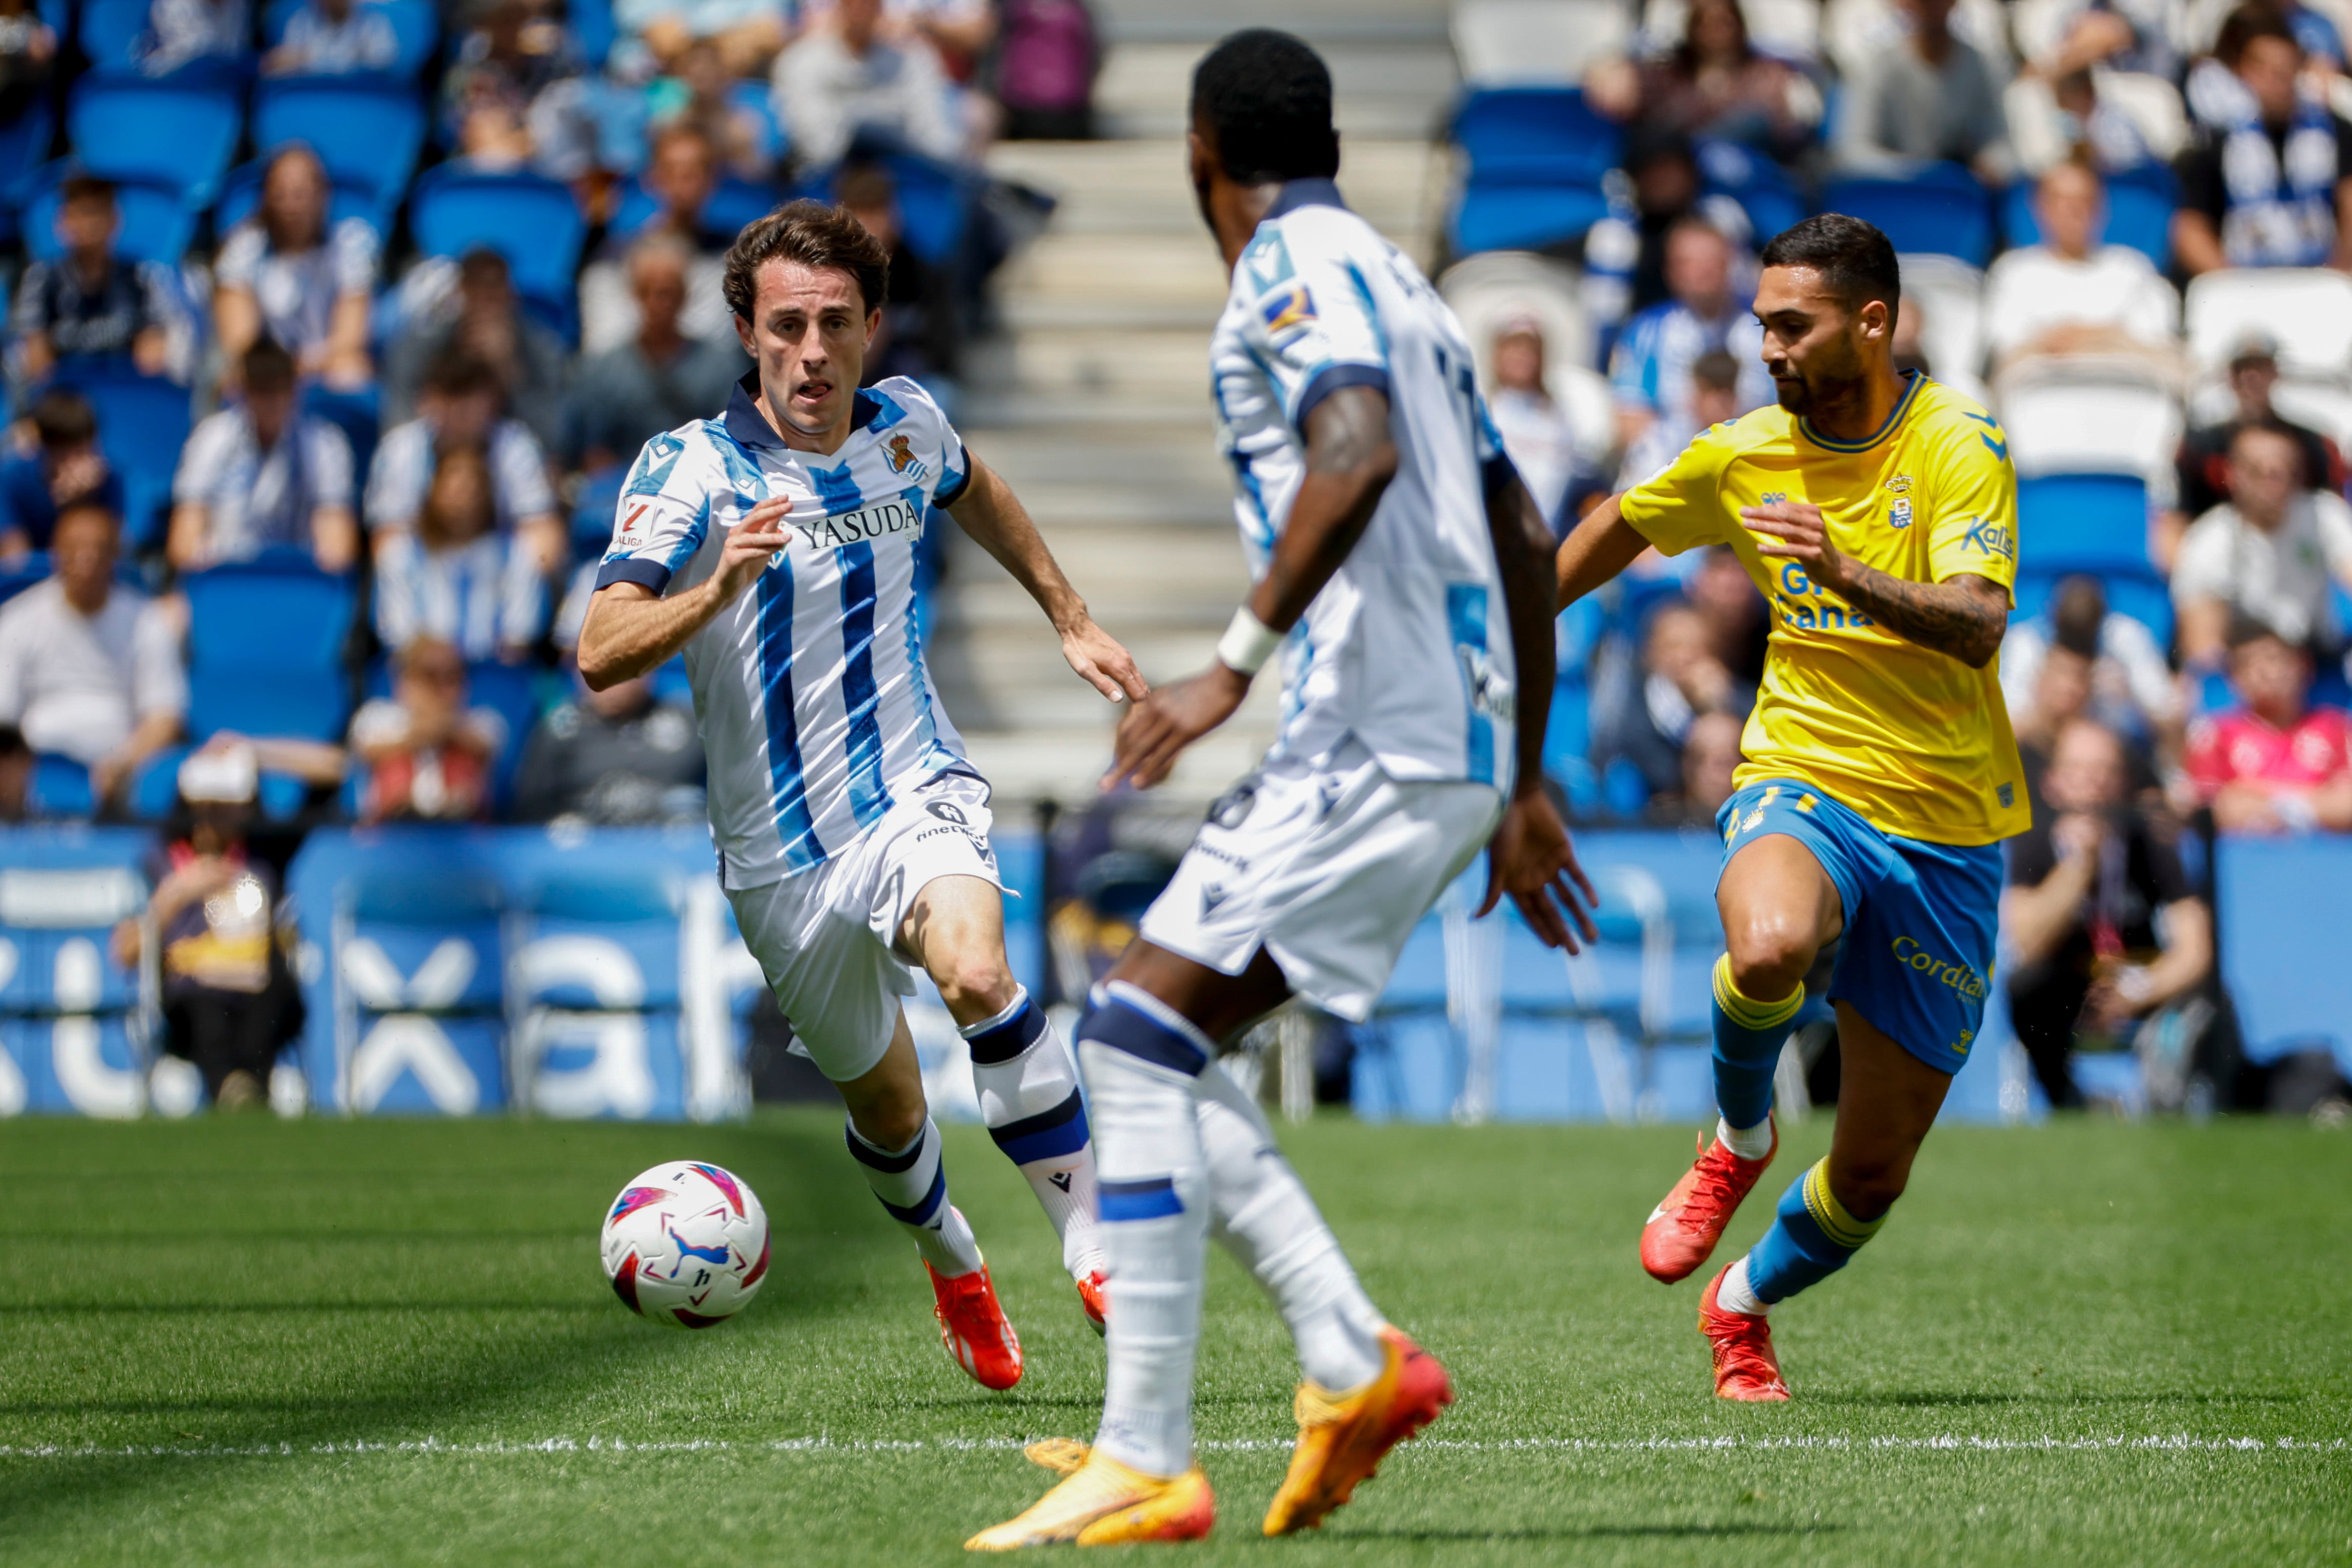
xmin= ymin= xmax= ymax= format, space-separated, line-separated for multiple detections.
xmin=2218 ymin=835 xmax=2352 ymax=1075
xmin=300 ymin=383 xmax=382 ymax=493
xmin=76 ymin=0 xmax=158 ymax=69
xmin=214 ymin=157 xmax=389 ymax=243
xmin=612 ymin=174 xmax=780 ymax=244
xmin=127 ymin=744 xmax=191 ymax=820
xmin=0 ymin=101 xmax=51 ymax=245
xmin=571 ymin=465 xmax=624 ymax=561
xmin=1448 ymin=180 xmax=1612 ymax=259
xmin=408 ymin=168 xmax=587 ymax=329
xmin=571 ymin=0 xmax=616 ymax=67
xmin=184 ymin=552 xmax=358 ymax=741
xmin=1451 ymin=88 xmax=1621 ymax=184
xmin=47 ymin=367 xmax=190 ymax=549
xmin=2014 ymin=472 xmax=2169 ymax=643
xmin=1696 ymin=138 xmax=1804 ymax=240
xmin=253 ymin=75 xmax=426 ymax=211
xmin=1820 ymin=164 xmax=1995 ymax=266
xmin=463 ymin=660 xmax=547 ymax=808
xmin=66 ymin=77 xmax=242 ymax=209
xmin=25 ymin=753 xmax=93 ymax=818
xmin=21 ymin=166 xmax=194 ymax=266
xmin=2001 ymin=164 xmax=2176 ymax=270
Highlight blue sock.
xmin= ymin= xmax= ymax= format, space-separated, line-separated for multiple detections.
xmin=1745 ymin=1157 xmax=1888 ymax=1303
xmin=1711 ymin=954 xmax=1805 ymax=1133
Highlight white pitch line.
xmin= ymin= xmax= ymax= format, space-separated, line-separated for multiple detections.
xmin=0 ymin=1435 xmax=2342 ymax=1460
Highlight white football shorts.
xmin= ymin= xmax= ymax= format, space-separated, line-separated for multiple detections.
xmin=725 ymin=767 xmax=1003 ymax=1082
xmin=1139 ymin=738 xmax=1503 ymax=1021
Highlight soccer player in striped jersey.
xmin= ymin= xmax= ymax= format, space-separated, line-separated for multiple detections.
xmin=969 ymin=31 xmax=1595 ymax=1548
xmin=1554 ymin=215 xmax=2025 ymax=1400
xmin=577 ymin=202 xmax=1148 ymax=1390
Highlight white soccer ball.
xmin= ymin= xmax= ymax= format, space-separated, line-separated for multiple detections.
xmin=600 ymin=1161 xmax=770 ymax=1329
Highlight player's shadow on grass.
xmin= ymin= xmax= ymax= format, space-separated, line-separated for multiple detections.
xmin=1336 ymin=1523 xmax=1844 ymax=1541
xmin=0 ymin=1121 xmax=887 ymax=1550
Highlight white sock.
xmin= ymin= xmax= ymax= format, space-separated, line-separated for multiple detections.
xmin=1718 ymin=1254 xmax=1769 ymax=1315
xmin=1077 ymin=988 xmax=1218 ymax=1479
xmin=1719 ymin=1114 xmax=1774 ymax=1161
xmin=963 ymin=987 xmax=1105 ymax=1278
xmin=1196 ymin=1061 xmax=1386 ymax=1394
xmin=844 ymin=1117 xmax=985 ymax=1277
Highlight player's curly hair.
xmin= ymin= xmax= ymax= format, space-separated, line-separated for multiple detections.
xmin=1190 ymin=29 xmax=1340 ymax=185
xmin=722 ymin=199 xmax=892 ymax=321
xmin=1759 ymin=214 xmax=1901 ymax=330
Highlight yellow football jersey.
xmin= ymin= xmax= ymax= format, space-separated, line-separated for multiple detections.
xmin=1618 ymin=371 xmax=2028 ymax=847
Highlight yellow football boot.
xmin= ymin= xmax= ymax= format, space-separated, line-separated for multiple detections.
xmin=964 ymin=1443 xmax=1214 ymax=1550
xmin=1262 ymin=1327 xmax=1451 ymax=1536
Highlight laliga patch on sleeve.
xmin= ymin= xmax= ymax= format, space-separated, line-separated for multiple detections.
xmin=615 ymin=500 xmax=652 ymax=549
xmin=1260 ymin=283 xmax=1316 ymax=337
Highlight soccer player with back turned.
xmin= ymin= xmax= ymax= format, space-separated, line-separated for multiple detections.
xmin=967 ymin=30 xmax=1595 ymax=1549
xmin=1556 ymin=215 xmax=2026 ymax=1399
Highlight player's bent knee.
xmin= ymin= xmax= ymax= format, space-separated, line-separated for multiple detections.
xmin=929 ymin=950 xmax=1017 ymax=1022
xmin=1725 ymin=919 xmax=1816 ymax=1000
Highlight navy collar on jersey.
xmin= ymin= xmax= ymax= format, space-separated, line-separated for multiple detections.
xmin=1264 ymin=177 xmax=1348 ymax=220
xmin=722 ymin=371 xmax=884 ymax=454
xmin=1798 ymin=368 xmax=1925 ymax=454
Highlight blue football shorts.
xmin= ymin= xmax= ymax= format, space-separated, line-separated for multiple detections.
xmin=1714 ymin=776 xmax=2004 ymax=1075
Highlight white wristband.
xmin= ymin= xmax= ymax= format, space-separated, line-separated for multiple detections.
xmin=1215 ymin=607 xmax=1283 ymax=676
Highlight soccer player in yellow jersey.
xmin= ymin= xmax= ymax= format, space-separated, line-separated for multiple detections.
xmin=1555 ymin=215 xmax=2026 ymax=1400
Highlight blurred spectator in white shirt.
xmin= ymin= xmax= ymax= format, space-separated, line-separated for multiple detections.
xmin=141 ymin=0 xmax=249 ymax=75
xmin=1833 ymin=0 xmax=2016 ymax=183
xmin=617 ymin=0 xmax=791 ymax=78
xmin=367 ymin=349 xmax=564 ymax=575
xmin=578 ymin=125 xmax=736 ymax=356
xmin=373 ymin=444 xmax=544 ymax=662
xmin=214 ymin=146 xmax=378 ymax=391
xmin=1999 ymin=573 xmax=2180 ymax=752
xmin=383 ymin=249 xmax=569 ymax=451
xmin=264 ymin=0 xmax=398 ymax=74
xmin=348 ymin=636 xmax=505 ymax=823
xmin=170 ymin=337 xmax=358 ymax=572
xmin=1985 ymin=162 xmax=2180 ymax=374
xmin=564 ymin=234 xmax=747 ymax=473
xmin=0 ymin=501 xmax=186 ymax=804
xmin=1485 ymin=317 xmax=1579 ymax=528
xmin=2172 ymin=422 xmax=2352 ymax=668
xmin=774 ymin=0 xmax=962 ymax=169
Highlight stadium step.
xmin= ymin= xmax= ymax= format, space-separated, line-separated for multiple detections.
xmin=946 ymin=11 xmax=1452 ymax=805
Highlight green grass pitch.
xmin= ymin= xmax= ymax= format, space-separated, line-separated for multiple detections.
xmin=1 ymin=1111 xmax=2346 ymax=1565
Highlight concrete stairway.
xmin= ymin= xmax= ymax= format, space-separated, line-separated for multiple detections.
xmin=936 ymin=4 xmax=1458 ymax=806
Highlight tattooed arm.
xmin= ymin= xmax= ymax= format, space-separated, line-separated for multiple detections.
xmin=1740 ymin=499 xmax=2008 ymax=668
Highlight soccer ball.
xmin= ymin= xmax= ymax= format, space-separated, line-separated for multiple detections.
xmin=600 ymin=1161 xmax=770 ymax=1329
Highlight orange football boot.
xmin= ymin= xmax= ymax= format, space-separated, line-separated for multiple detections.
xmin=1262 ymin=1327 xmax=1452 ymax=1536
xmin=1640 ymin=1119 xmax=1776 ymax=1284
xmin=1075 ymin=1269 xmax=1108 ymax=1336
xmin=928 ymin=1260 xmax=1023 ymax=1391
xmin=964 ymin=1444 xmax=1214 ymax=1549
xmin=1699 ymin=1265 xmax=1790 ymax=1401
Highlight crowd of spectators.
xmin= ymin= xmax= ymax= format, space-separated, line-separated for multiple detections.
xmin=0 ymin=0 xmax=1102 ymax=836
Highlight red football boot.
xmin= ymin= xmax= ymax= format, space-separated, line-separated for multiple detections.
xmin=1699 ymin=1265 xmax=1790 ymax=1402
xmin=1075 ymin=1268 xmax=1108 ymax=1336
xmin=1640 ymin=1119 xmax=1776 ymax=1284
xmin=927 ymin=1261 xmax=1023 ymax=1391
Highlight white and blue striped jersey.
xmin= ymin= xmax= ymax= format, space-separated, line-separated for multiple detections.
xmin=1209 ymin=179 xmax=1516 ymax=791
xmin=594 ymin=374 xmax=971 ymax=889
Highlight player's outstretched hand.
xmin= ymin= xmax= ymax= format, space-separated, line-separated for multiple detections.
xmin=1478 ymin=787 xmax=1601 ymax=952
xmin=1061 ymin=616 xmax=1150 ymax=704
xmin=712 ymin=495 xmax=796 ymax=602
xmin=1741 ymin=499 xmax=1848 ymax=588
xmin=1103 ymin=664 xmax=1248 ymax=792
